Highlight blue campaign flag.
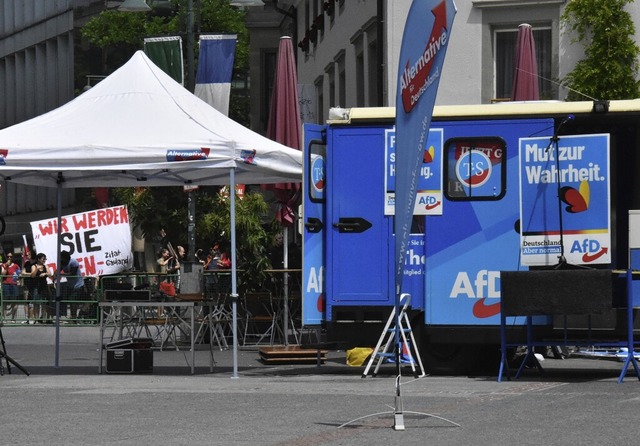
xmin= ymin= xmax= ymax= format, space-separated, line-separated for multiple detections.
xmin=394 ymin=0 xmax=456 ymax=296
xmin=195 ymin=34 xmax=237 ymax=116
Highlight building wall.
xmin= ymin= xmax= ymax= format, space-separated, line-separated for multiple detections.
xmin=0 ymin=0 xmax=76 ymax=251
xmin=246 ymin=3 xmax=289 ymax=135
xmin=295 ymin=0 xmax=380 ymax=122
xmin=286 ymin=0 xmax=640 ymax=118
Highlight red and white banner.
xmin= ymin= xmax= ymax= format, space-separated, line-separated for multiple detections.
xmin=30 ymin=205 xmax=133 ymax=276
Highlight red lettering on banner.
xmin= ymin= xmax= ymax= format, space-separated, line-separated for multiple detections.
xmin=71 ymin=205 xmax=128 ymax=231
xmin=37 ymin=218 xmax=69 ymax=236
xmin=79 ymin=256 xmax=97 ymax=276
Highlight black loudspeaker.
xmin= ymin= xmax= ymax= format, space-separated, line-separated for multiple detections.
xmin=500 ymin=269 xmax=612 ymax=316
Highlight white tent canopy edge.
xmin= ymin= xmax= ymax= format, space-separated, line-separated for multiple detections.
xmin=0 ymin=51 xmax=303 ymax=377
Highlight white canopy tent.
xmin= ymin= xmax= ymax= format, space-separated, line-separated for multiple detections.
xmin=0 ymin=51 xmax=303 ymax=376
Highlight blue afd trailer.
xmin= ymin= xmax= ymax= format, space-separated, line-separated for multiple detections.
xmin=302 ymin=100 xmax=640 ymax=374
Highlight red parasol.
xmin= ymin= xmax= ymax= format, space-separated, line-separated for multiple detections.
xmin=511 ymin=23 xmax=540 ymax=101
xmin=263 ymin=36 xmax=302 ymax=226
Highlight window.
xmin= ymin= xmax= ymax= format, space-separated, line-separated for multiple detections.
xmin=336 ymin=53 xmax=345 ymax=108
xmin=494 ymin=26 xmax=553 ymax=100
xmin=315 ymin=76 xmax=324 ymax=123
xmin=444 ymin=137 xmax=506 ymax=200
xmin=261 ymin=49 xmax=277 ymax=126
xmin=326 ymin=63 xmax=335 ymax=108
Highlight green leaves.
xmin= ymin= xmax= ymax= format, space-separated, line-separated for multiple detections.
xmin=115 ymin=186 xmax=277 ymax=292
xmin=561 ymin=0 xmax=640 ymax=100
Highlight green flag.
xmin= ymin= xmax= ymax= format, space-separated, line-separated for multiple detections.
xmin=143 ymin=36 xmax=184 ymax=85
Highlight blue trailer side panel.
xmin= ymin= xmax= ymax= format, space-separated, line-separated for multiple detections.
xmin=425 ymin=118 xmax=553 ymax=325
xmin=302 ymin=124 xmax=326 ymax=326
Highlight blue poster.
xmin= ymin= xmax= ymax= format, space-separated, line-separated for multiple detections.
xmin=384 ymin=127 xmax=443 ymax=215
xmin=519 ymin=134 xmax=610 ymax=266
xmin=394 ymin=0 xmax=456 ymax=293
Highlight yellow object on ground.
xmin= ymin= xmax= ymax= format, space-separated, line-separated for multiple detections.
xmin=346 ymin=347 xmax=373 ymax=366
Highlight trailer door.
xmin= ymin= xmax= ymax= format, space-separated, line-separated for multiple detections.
xmin=326 ymin=126 xmax=392 ymax=318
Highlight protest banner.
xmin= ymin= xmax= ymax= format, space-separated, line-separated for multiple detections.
xmin=30 ymin=205 xmax=133 ymax=276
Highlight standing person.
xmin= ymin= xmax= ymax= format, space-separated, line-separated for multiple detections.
xmin=21 ymin=251 xmax=38 ymax=323
xmin=172 ymin=245 xmax=185 ymax=293
xmin=203 ymin=244 xmax=229 ymax=297
xmin=31 ymin=253 xmax=53 ymax=323
xmin=59 ymin=251 xmax=84 ymax=321
xmin=156 ymin=248 xmax=173 ymax=275
xmin=157 ymin=247 xmax=181 ymax=288
xmin=2 ymin=252 xmax=21 ymax=320
xmin=156 ymin=247 xmax=179 ymax=311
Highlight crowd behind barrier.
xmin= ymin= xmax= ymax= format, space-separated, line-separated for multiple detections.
xmin=1 ymin=270 xmax=304 ymax=348
xmin=1 ymin=274 xmax=99 ymax=325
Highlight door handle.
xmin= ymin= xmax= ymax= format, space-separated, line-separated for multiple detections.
xmin=305 ymin=217 xmax=324 ymax=233
xmin=333 ymin=217 xmax=372 ymax=233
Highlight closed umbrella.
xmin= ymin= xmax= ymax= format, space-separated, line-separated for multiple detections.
xmin=265 ymin=36 xmax=302 ymax=345
xmin=511 ymin=23 xmax=539 ymax=101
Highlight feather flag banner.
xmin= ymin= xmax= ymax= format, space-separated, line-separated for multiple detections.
xmin=194 ymin=34 xmax=237 ymax=116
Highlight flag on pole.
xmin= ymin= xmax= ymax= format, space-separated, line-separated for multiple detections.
xmin=144 ymin=36 xmax=185 ymax=85
xmin=22 ymin=234 xmax=31 ymax=265
xmin=394 ymin=0 xmax=456 ymax=295
xmin=194 ymin=34 xmax=237 ymax=116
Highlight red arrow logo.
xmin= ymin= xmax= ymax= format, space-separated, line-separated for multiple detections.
xmin=425 ymin=201 xmax=441 ymax=210
xmin=582 ymin=247 xmax=608 ymax=263
xmin=400 ymin=0 xmax=449 ymax=113
xmin=472 ymin=298 xmax=501 ymax=318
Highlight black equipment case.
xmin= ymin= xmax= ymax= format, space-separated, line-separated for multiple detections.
xmin=105 ymin=338 xmax=153 ymax=374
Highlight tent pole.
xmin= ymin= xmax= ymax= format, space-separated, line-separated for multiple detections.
xmin=54 ymin=177 xmax=63 ymax=368
xmin=230 ymin=167 xmax=239 ymax=378
xmin=283 ymin=227 xmax=289 ymax=345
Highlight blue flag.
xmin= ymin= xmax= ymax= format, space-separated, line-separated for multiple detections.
xmin=195 ymin=34 xmax=237 ymax=116
xmin=394 ymin=0 xmax=456 ymax=296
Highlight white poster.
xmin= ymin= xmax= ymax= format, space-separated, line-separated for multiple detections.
xmin=30 ymin=205 xmax=133 ymax=276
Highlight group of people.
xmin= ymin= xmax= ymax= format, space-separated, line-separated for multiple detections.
xmin=154 ymin=243 xmax=231 ymax=301
xmin=2 ymin=250 xmax=87 ymax=323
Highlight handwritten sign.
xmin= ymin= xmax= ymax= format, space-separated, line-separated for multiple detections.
xmin=30 ymin=205 xmax=133 ymax=276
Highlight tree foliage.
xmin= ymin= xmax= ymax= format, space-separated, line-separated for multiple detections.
xmin=561 ymin=0 xmax=640 ymax=101
xmin=114 ymin=186 xmax=279 ymax=292
xmin=83 ymin=1 xmax=275 ymax=291
xmin=81 ymin=0 xmax=249 ymax=76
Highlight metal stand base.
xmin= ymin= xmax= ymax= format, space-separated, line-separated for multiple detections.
xmin=0 ymin=327 xmax=30 ymax=376
xmin=339 ymin=409 xmax=460 ymax=430
xmin=339 ymin=375 xmax=460 ymax=431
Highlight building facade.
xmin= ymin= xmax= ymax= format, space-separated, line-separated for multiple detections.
xmin=247 ymin=0 xmax=640 ymax=127
xmin=0 ymin=0 xmax=80 ymax=253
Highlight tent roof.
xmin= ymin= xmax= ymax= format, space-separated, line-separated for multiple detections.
xmin=0 ymin=51 xmax=302 ymax=188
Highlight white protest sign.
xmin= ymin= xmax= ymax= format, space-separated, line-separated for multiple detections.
xmin=30 ymin=205 xmax=133 ymax=276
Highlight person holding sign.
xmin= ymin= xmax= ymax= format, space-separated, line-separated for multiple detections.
xmin=59 ymin=251 xmax=84 ymax=322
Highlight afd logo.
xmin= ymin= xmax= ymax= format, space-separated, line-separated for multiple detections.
xmin=166 ymin=148 xmax=210 ymax=162
xmin=449 ymin=270 xmax=501 ymax=318
xmin=418 ymin=195 xmax=440 ymax=210
xmin=570 ymin=238 xmax=609 ymax=263
xmin=0 ymin=149 xmax=8 ymax=165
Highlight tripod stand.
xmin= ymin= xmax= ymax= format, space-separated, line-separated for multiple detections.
xmin=0 ymin=326 xmax=30 ymax=376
